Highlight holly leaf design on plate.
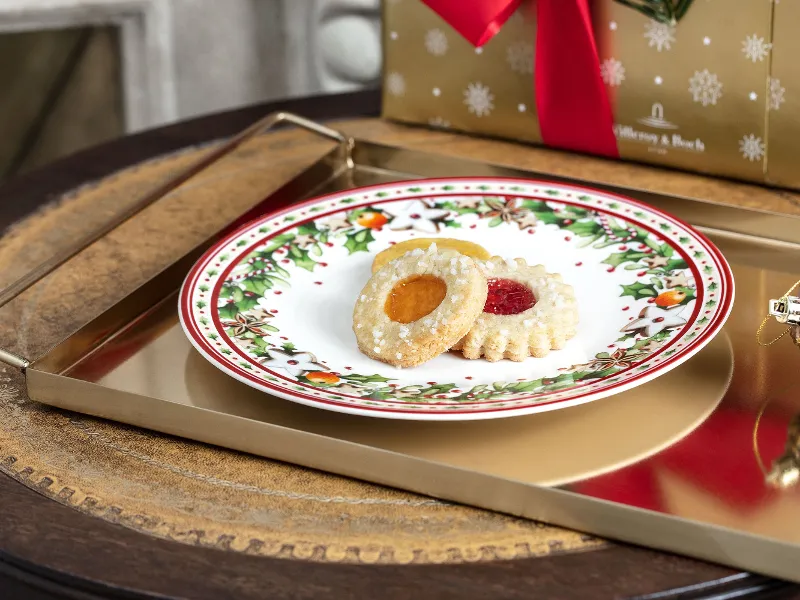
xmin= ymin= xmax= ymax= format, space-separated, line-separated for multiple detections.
xmin=530 ymin=210 xmax=562 ymax=226
xmin=501 ymin=380 xmax=545 ymax=394
xmin=342 ymin=373 xmax=394 ymax=384
xmin=241 ymin=276 xmax=271 ymax=295
xmin=218 ymin=302 xmax=239 ymax=320
xmin=263 ymin=233 xmax=295 ymax=253
xmin=248 ymin=336 xmax=272 ymax=358
xmin=219 ymin=281 xmax=238 ymax=299
xmin=420 ymin=383 xmax=458 ymax=396
xmin=239 ymin=292 xmax=261 ymax=312
xmin=620 ymin=281 xmax=659 ymax=299
xmin=287 ymin=245 xmax=317 ymax=271
xmin=665 ymin=258 xmax=688 ymax=272
xmin=344 ymin=228 xmax=376 ymax=254
xmin=564 ymin=220 xmax=602 ymax=237
xmin=603 ymin=249 xmax=650 ymax=269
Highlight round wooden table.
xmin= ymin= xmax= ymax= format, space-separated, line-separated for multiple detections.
xmin=0 ymin=90 xmax=796 ymax=600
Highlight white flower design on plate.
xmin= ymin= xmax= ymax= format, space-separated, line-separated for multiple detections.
xmin=600 ymin=58 xmax=625 ymax=87
xmin=261 ymin=349 xmax=327 ymax=378
xmin=425 ymin=29 xmax=448 ymax=56
xmin=463 ymin=82 xmax=494 ymax=117
xmin=506 ymin=41 xmax=534 ymax=74
xmin=322 ymin=215 xmax=351 ymax=233
xmin=620 ymin=306 xmax=687 ymax=337
xmin=383 ymin=200 xmax=449 ymax=233
xmin=292 ymin=234 xmax=316 ymax=249
xmin=386 ymin=72 xmax=406 ymax=97
xmin=769 ymin=77 xmax=785 ymax=111
xmin=742 ymin=34 xmax=771 ymax=63
xmin=739 ymin=134 xmax=765 ymax=162
xmin=688 ymin=70 xmax=722 ymax=106
xmin=643 ymin=20 xmax=675 ymax=52
xmin=331 ymin=383 xmax=370 ymax=397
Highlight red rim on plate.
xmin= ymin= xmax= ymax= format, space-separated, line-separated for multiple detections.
xmin=179 ymin=177 xmax=734 ymax=421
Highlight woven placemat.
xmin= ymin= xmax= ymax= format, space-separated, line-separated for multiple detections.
xmin=0 ymin=128 xmax=604 ymax=564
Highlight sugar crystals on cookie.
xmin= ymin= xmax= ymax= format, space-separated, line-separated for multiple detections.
xmin=352 ymin=244 xmax=488 ymax=368
xmin=452 ymin=256 xmax=579 ymax=362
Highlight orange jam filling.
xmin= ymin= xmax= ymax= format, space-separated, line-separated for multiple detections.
xmin=385 ymin=275 xmax=447 ymax=323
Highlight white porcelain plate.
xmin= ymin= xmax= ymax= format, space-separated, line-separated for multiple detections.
xmin=179 ymin=177 xmax=734 ymax=421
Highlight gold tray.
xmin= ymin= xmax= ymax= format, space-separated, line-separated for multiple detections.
xmin=4 ymin=113 xmax=800 ymax=582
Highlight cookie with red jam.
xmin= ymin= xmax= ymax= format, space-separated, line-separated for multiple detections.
xmin=452 ymin=256 xmax=579 ymax=362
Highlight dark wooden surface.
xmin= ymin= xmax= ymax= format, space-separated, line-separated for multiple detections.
xmin=0 ymin=90 xmax=798 ymax=600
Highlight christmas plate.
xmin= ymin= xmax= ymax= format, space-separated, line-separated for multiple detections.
xmin=179 ymin=177 xmax=734 ymax=421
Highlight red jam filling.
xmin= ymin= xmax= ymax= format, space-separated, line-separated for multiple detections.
xmin=483 ymin=278 xmax=536 ymax=315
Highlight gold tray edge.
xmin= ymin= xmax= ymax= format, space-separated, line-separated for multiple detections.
xmin=10 ymin=115 xmax=800 ymax=581
xmin=25 ymin=364 xmax=800 ymax=585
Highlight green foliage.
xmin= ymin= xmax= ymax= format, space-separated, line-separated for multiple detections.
xmin=621 ymin=281 xmax=659 ymax=299
xmin=342 ymin=373 xmax=394 ymax=384
xmin=218 ymin=302 xmax=238 ymax=320
xmin=613 ymin=0 xmax=694 ymax=25
xmin=344 ymin=228 xmax=376 ymax=254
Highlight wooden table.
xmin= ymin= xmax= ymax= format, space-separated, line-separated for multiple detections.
xmin=0 ymin=90 xmax=798 ymax=600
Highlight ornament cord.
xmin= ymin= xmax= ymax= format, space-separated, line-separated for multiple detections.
xmin=753 ymin=278 xmax=800 ymax=476
xmin=756 ymin=278 xmax=800 ymax=346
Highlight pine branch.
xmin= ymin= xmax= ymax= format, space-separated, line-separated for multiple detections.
xmin=613 ymin=0 xmax=695 ymax=25
xmin=674 ymin=0 xmax=695 ymax=20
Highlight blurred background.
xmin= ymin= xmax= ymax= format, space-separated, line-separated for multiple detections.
xmin=0 ymin=0 xmax=381 ymax=183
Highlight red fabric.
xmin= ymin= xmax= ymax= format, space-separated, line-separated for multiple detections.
xmin=577 ymin=464 xmax=664 ymax=512
xmin=655 ymin=409 xmax=787 ymax=509
xmin=535 ymin=0 xmax=619 ymax=157
xmin=419 ymin=0 xmax=619 ymax=157
xmin=419 ymin=0 xmax=522 ymax=47
xmin=575 ymin=408 xmax=793 ymax=514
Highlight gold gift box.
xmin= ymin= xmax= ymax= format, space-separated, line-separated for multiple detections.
xmin=382 ymin=0 xmax=798 ymax=190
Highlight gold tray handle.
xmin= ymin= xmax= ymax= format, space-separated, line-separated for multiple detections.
xmin=0 ymin=112 xmax=354 ymax=370
xmin=0 ymin=349 xmax=29 ymax=370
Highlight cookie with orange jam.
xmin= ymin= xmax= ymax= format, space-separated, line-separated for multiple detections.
xmin=353 ymin=244 xmax=487 ymax=368
xmin=371 ymin=238 xmax=491 ymax=273
xmin=452 ymin=257 xmax=579 ymax=362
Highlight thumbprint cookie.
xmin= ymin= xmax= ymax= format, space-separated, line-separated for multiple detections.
xmin=452 ymin=256 xmax=579 ymax=361
xmin=353 ymin=244 xmax=488 ymax=368
xmin=371 ymin=237 xmax=491 ymax=273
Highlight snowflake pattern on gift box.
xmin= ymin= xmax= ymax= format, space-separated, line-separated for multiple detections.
xmin=643 ymin=20 xmax=675 ymax=52
xmin=600 ymin=58 xmax=625 ymax=87
xmin=386 ymin=72 xmax=406 ymax=97
xmin=463 ymin=82 xmax=494 ymax=117
xmin=739 ymin=134 xmax=765 ymax=162
xmin=506 ymin=41 xmax=534 ymax=74
xmin=688 ymin=70 xmax=722 ymax=106
xmin=425 ymin=29 xmax=448 ymax=56
xmin=769 ymin=77 xmax=785 ymax=111
xmin=742 ymin=34 xmax=771 ymax=63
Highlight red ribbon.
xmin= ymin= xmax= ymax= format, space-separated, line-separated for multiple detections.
xmin=419 ymin=0 xmax=619 ymax=158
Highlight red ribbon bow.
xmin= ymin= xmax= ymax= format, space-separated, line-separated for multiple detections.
xmin=419 ymin=0 xmax=619 ymax=158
